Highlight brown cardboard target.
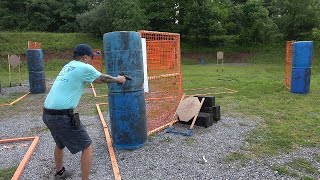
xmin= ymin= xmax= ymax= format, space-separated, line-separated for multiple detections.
xmin=176 ymin=96 xmax=202 ymax=122
xmin=8 ymin=55 xmax=21 ymax=68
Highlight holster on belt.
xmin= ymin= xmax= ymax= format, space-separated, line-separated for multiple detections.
xmin=70 ymin=112 xmax=80 ymax=128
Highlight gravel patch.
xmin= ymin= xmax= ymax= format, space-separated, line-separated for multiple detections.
xmin=1 ymin=110 xmax=319 ymax=179
xmin=0 ymin=83 xmax=30 ymax=96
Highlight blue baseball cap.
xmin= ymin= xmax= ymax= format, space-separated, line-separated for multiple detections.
xmin=73 ymin=44 xmax=94 ymax=57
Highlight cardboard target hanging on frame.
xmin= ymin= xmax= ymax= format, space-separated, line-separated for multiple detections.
xmin=8 ymin=55 xmax=21 ymax=68
xmin=8 ymin=54 xmax=22 ymax=87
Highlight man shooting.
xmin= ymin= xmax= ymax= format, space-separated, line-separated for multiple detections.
xmin=43 ymin=44 xmax=126 ymax=179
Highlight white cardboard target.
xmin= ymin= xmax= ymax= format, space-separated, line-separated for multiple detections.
xmin=217 ymin=51 xmax=223 ymax=59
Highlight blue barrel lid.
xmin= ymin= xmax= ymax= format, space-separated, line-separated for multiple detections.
xmin=103 ymin=31 xmax=144 ymax=92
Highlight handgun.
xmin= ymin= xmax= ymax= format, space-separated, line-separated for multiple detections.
xmin=119 ymin=72 xmax=132 ymax=80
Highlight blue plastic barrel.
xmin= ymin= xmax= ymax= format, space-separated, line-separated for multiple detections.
xmin=26 ymin=49 xmax=44 ymax=71
xmin=201 ymin=58 xmax=205 ymax=65
xmin=104 ymin=31 xmax=144 ymax=92
xmin=29 ymin=71 xmax=46 ymax=94
xmin=104 ymin=31 xmax=147 ymax=150
xmin=292 ymin=41 xmax=313 ymax=68
xmin=108 ymin=91 xmax=147 ymax=149
xmin=291 ymin=68 xmax=311 ymax=94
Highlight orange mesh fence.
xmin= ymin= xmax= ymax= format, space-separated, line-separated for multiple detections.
xmin=139 ymin=30 xmax=183 ymax=133
xmin=147 ymin=41 xmax=176 ymax=70
xmin=285 ymin=41 xmax=293 ymax=89
xmin=92 ymin=49 xmax=103 ymax=72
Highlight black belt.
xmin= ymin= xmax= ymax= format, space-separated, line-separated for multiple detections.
xmin=43 ymin=108 xmax=73 ymax=116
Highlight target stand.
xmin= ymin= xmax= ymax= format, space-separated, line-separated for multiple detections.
xmin=217 ymin=51 xmax=224 ymax=71
xmin=8 ymin=54 xmax=22 ymax=87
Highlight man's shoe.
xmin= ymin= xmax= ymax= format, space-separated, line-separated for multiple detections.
xmin=54 ymin=167 xmax=73 ymax=179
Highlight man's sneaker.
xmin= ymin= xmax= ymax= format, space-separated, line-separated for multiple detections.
xmin=54 ymin=167 xmax=73 ymax=179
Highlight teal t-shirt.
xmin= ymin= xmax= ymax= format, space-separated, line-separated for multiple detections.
xmin=44 ymin=60 xmax=101 ymax=109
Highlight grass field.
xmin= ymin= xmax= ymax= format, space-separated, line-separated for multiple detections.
xmin=0 ymin=166 xmax=17 ymax=180
xmin=182 ymin=62 xmax=320 ymax=156
xmin=183 ymin=47 xmax=319 ymax=156
xmin=1 ymin=40 xmax=319 ymax=178
xmin=0 ymin=32 xmax=102 ymax=56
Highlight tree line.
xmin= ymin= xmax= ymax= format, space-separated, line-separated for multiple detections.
xmin=1 ymin=0 xmax=320 ymax=46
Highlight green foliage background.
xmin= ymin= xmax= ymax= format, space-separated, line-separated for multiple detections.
xmin=1 ymin=0 xmax=320 ymax=46
xmin=1 ymin=1 xmax=320 ymax=179
xmin=0 ymin=32 xmax=102 ymax=55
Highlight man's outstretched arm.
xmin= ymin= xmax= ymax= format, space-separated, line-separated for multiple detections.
xmin=93 ymin=74 xmax=126 ymax=84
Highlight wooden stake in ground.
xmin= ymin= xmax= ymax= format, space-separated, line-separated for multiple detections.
xmin=189 ymin=97 xmax=205 ymax=129
xmin=96 ymin=103 xmax=121 ymax=180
